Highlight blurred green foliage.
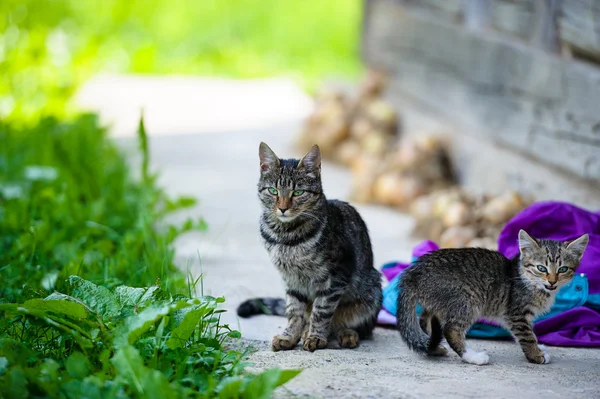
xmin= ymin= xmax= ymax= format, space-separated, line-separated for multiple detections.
xmin=0 ymin=115 xmax=302 ymax=398
xmin=0 ymin=114 xmax=207 ymax=302
xmin=0 ymin=0 xmax=362 ymax=121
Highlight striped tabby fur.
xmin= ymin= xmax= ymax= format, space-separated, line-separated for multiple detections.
xmin=397 ymin=229 xmax=588 ymax=365
xmin=241 ymin=142 xmax=383 ymax=352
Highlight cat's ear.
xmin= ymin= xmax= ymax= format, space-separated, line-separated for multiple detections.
xmin=297 ymin=144 xmax=321 ymax=177
xmin=566 ymin=233 xmax=589 ymax=260
xmin=259 ymin=142 xmax=280 ymax=173
xmin=518 ymin=230 xmax=540 ymax=254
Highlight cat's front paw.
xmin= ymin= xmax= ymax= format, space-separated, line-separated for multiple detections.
xmin=302 ymin=335 xmax=328 ymax=352
xmin=337 ymin=329 xmax=359 ymax=349
xmin=527 ymin=345 xmax=551 ymax=364
xmin=461 ymin=349 xmax=489 ymax=365
xmin=272 ymin=335 xmax=299 ymax=351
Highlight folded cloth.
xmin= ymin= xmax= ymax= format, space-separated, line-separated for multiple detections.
xmin=378 ymin=201 xmax=600 ymax=347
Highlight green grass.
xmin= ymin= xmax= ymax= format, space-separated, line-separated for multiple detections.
xmin=0 ymin=116 xmax=300 ymax=397
xmin=0 ymin=276 xmax=300 ymax=398
xmin=1 ymin=0 xmax=363 ymax=121
xmin=0 ymin=0 xmax=340 ymax=394
xmin=0 ymin=114 xmax=204 ymax=301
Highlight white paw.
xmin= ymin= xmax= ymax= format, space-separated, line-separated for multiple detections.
xmin=462 ymin=348 xmax=490 ymax=366
xmin=539 ymin=345 xmax=551 ymax=364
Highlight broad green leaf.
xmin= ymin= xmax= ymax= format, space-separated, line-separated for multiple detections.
xmin=228 ymin=331 xmax=242 ymax=339
xmin=111 ymin=346 xmax=177 ymax=399
xmin=62 ymin=375 xmax=129 ymax=399
xmin=40 ymin=358 xmax=60 ymax=381
xmin=118 ymin=301 xmax=189 ymax=347
xmin=114 ymin=285 xmax=160 ymax=308
xmin=66 ymin=352 xmax=91 ymax=379
xmin=113 ymin=286 xmax=145 ymax=307
xmin=0 ymin=339 xmax=32 ymax=365
xmin=273 ymin=369 xmax=302 ymax=387
xmin=217 ymin=376 xmax=243 ymax=399
xmin=165 ymin=308 xmax=205 ymax=349
xmin=23 ymin=298 xmax=87 ymax=319
xmin=242 ymin=368 xmax=302 ymax=399
xmin=0 ymin=357 xmax=8 ymax=376
xmin=14 ymin=306 xmax=94 ymax=349
xmin=67 ymin=276 xmax=120 ymax=319
xmin=4 ymin=366 xmax=28 ymax=399
xmin=137 ymin=286 xmax=160 ymax=304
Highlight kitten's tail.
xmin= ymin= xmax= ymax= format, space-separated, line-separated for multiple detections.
xmin=236 ymin=297 xmax=286 ymax=318
xmin=396 ymin=280 xmax=433 ymax=354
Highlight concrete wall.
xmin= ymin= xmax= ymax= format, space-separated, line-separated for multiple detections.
xmin=362 ymin=0 xmax=600 ymax=182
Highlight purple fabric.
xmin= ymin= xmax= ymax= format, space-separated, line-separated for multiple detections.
xmin=534 ymin=307 xmax=600 ymax=347
xmin=498 ymin=201 xmax=600 ymax=294
xmin=377 ymin=309 xmax=397 ymax=325
xmin=381 ymin=240 xmax=438 ymax=282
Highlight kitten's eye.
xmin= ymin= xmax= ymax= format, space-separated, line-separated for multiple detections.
xmin=536 ymin=265 xmax=548 ymax=273
xmin=292 ymin=190 xmax=305 ymax=197
xmin=557 ymin=266 xmax=569 ymax=273
xmin=268 ymin=187 xmax=278 ymax=195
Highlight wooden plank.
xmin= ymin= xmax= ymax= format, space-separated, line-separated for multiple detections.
xmin=363 ymin=0 xmax=600 ymax=180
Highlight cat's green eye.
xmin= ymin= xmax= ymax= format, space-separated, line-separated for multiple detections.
xmin=536 ymin=265 xmax=548 ymax=273
xmin=268 ymin=187 xmax=278 ymax=195
xmin=557 ymin=266 xmax=569 ymax=273
xmin=292 ymin=190 xmax=305 ymax=197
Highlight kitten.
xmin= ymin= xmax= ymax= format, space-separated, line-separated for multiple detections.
xmin=397 ymin=230 xmax=589 ymax=365
xmin=238 ymin=142 xmax=382 ymax=352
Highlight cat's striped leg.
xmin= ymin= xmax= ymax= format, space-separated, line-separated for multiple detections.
xmin=444 ymin=321 xmax=489 ymax=365
xmin=272 ymin=290 xmax=307 ymax=351
xmin=330 ymin=299 xmax=379 ymax=349
xmin=422 ymin=312 xmax=447 ymax=356
xmin=303 ymin=285 xmax=344 ymax=352
xmin=507 ymin=316 xmax=550 ymax=364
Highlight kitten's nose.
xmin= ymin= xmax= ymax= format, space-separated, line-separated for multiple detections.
xmin=279 ymin=208 xmax=288 ymax=215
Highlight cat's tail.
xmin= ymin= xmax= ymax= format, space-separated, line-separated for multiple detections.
xmin=236 ymin=297 xmax=286 ymax=318
xmin=396 ymin=279 xmax=433 ymax=354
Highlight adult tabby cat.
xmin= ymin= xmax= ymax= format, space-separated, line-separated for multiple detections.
xmin=397 ymin=229 xmax=589 ymax=365
xmin=237 ymin=142 xmax=382 ymax=352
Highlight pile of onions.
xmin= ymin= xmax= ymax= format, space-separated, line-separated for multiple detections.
xmin=297 ymin=70 xmax=400 ymax=164
xmin=297 ymin=70 xmax=532 ymax=250
xmin=410 ymin=189 xmax=531 ymax=250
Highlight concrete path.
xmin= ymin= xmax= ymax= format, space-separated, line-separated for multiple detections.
xmin=78 ymin=75 xmax=600 ymax=399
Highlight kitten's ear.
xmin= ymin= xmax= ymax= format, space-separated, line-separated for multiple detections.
xmin=297 ymin=145 xmax=321 ymax=176
xmin=518 ymin=230 xmax=540 ymax=254
xmin=566 ymin=233 xmax=589 ymax=260
xmin=259 ymin=142 xmax=280 ymax=173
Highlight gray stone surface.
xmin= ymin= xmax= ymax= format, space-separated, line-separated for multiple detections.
xmin=363 ymin=0 xmax=600 ymax=180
